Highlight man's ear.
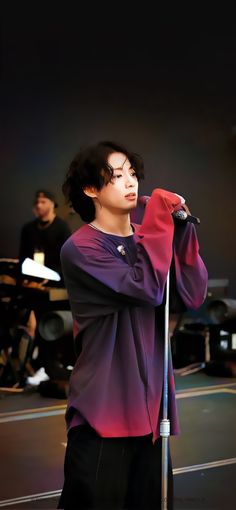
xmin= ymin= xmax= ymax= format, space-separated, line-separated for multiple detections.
xmin=83 ymin=186 xmax=98 ymax=199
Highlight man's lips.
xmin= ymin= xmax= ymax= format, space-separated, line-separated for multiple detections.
xmin=125 ymin=193 xmax=137 ymax=199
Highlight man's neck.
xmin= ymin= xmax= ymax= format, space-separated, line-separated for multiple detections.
xmin=91 ymin=212 xmax=132 ymax=237
xmin=38 ymin=212 xmax=56 ymax=225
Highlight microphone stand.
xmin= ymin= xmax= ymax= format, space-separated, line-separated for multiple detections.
xmin=160 ymin=269 xmax=171 ymax=510
xmin=160 ymin=215 xmax=200 ymax=509
xmin=132 ymin=197 xmax=201 ymax=508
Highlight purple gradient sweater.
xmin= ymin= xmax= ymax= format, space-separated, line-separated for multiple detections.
xmin=60 ymin=190 xmax=208 ymax=441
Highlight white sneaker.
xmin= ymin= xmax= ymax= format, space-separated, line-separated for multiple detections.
xmin=26 ymin=367 xmax=49 ymax=386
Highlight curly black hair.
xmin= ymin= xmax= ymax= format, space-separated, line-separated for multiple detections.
xmin=62 ymin=141 xmax=144 ymax=222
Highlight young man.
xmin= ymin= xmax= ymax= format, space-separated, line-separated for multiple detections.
xmin=58 ymin=141 xmax=208 ymax=509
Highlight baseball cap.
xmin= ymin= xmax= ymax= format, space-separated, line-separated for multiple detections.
xmin=34 ymin=190 xmax=58 ymax=208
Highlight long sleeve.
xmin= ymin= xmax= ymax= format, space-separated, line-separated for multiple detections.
xmin=173 ymin=223 xmax=208 ymax=309
xmin=130 ymin=192 xmax=208 ymax=311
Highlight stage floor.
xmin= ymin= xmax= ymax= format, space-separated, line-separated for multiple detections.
xmin=0 ymin=371 xmax=236 ymax=509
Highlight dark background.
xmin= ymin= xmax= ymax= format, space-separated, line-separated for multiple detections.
xmin=1 ymin=6 xmax=236 ymax=295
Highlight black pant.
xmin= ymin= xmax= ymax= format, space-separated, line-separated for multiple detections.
xmin=58 ymin=425 xmax=173 ymax=510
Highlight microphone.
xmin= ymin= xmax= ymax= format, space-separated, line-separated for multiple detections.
xmin=137 ymin=195 xmax=200 ymax=225
xmin=172 ymin=209 xmax=200 ymax=225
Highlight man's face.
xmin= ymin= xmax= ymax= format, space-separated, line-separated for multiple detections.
xmin=33 ymin=197 xmax=54 ymax=219
xmin=93 ymin=152 xmax=139 ymax=213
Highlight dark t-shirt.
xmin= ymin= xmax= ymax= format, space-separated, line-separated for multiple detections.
xmin=19 ymin=216 xmax=71 ymax=278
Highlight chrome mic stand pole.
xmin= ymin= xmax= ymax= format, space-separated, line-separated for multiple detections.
xmin=159 ymin=213 xmax=201 ymax=509
xmin=160 ymin=269 xmax=171 ymax=510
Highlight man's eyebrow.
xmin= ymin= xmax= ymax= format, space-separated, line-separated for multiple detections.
xmin=113 ymin=164 xmax=132 ymax=171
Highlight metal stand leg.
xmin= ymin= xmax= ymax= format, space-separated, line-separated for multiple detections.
xmin=160 ymin=270 xmax=170 ymax=510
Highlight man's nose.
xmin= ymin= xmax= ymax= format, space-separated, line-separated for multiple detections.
xmin=125 ymin=175 xmax=135 ymax=187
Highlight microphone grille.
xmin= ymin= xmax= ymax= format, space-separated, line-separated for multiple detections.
xmin=173 ymin=209 xmax=188 ymax=220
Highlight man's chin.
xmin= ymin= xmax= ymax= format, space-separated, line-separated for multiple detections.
xmin=128 ymin=201 xmax=138 ymax=210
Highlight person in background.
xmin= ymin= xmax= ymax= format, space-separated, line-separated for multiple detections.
xmin=16 ymin=190 xmax=71 ymax=386
xmin=19 ymin=189 xmax=71 ymax=279
xmin=58 ymin=141 xmax=208 ymax=509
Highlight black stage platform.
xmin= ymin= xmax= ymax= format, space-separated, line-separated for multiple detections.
xmin=0 ymin=371 xmax=236 ymax=509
